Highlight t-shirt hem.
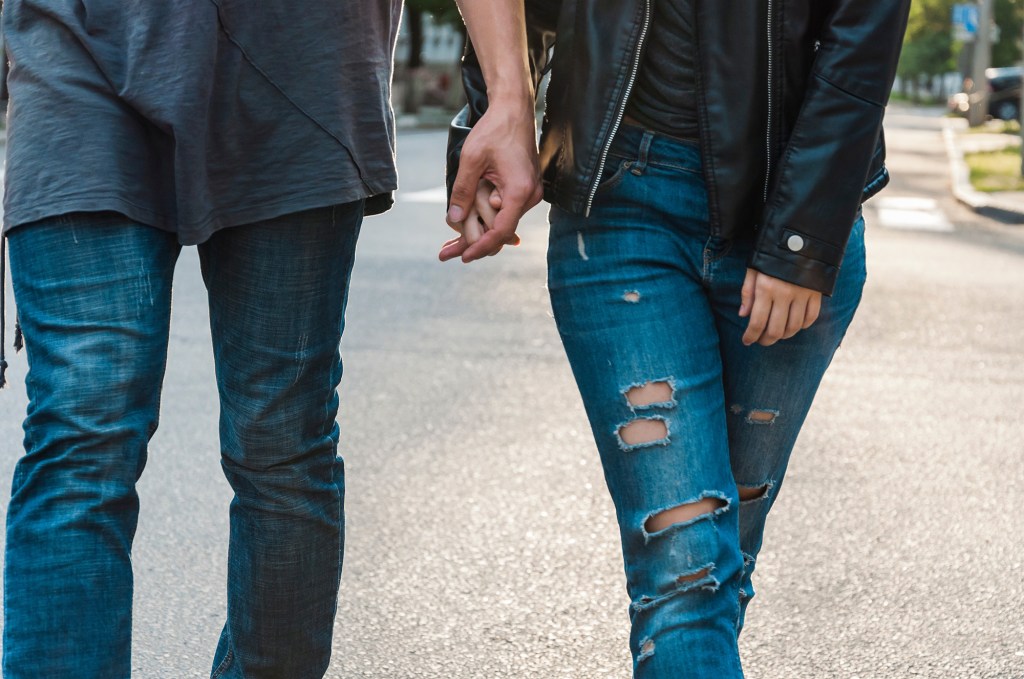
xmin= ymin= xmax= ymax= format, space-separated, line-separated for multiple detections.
xmin=3 ymin=195 xmax=172 ymax=236
xmin=3 ymin=179 xmax=398 ymax=244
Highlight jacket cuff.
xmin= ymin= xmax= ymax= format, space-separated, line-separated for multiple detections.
xmin=748 ymin=228 xmax=842 ymax=296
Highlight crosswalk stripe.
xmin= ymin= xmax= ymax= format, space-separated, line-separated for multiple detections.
xmin=871 ymin=196 xmax=953 ymax=232
xmin=400 ymin=186 xmax=448 ymax=204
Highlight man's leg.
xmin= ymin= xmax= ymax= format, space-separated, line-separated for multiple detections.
xmin=4 ymin=214 xmax=180 ymax=678
xmin=199 ymin=203 xmax=362 ymax=679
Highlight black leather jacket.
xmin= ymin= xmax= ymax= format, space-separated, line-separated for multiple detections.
xmin=448 ymin=0 xmax=911 ymax=295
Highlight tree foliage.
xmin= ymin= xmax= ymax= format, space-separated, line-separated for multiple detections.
xmin=405 ymin=0 xmax=461 ymax=26
xmin=991 ymin=0 xmax=1024 ymax=67
xmin=898 ymin=0 xmax=1024 ymax=85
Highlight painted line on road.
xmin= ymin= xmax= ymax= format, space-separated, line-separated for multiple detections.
xmin=400 ymin=186 xmax=448 ymax=204
xmin=872 ymin=196 xmax=954 ymax=232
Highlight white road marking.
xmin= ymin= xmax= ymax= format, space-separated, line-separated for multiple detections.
xmin=872 ymin=196 xmax=954 ymax=232
xmin=400 ymin=186 xmax=448 ymax=204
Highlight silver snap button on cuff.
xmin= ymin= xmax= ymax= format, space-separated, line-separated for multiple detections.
xmin=786 ymin=234 xmax=805 ymax=252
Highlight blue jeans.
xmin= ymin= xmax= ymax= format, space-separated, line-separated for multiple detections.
xmin=547 ymin=126 xmax=865 ymax=678
xmin=4 ymin=204 xmax=363 ymax=679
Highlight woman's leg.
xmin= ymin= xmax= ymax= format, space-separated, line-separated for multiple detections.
xmin=547 ymin=129 xmax=744 ymax=678
xmin=708 ymin=217 xmax=867 ymax=633
xmin=4 ymin=214 xmax=180 ymax=678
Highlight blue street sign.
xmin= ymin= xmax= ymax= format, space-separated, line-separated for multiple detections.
xmin=953 ymin=4 xmax=979 ymax=34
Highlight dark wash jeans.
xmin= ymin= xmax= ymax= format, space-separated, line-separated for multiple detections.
xmin=547 ymin=125 xmax=866 ymax=678
xmin=4 ymin=203 xmax=363 ymax=679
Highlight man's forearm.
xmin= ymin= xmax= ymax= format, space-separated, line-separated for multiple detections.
xmin=455 ymin=0 xmax=533 ymax=107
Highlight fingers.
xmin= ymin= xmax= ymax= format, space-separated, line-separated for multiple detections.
xmin=460 ymin=227 xmax=517 ymax=262
xmin=462 ymin=208 xmax=484 ymax=245
xmin=803 ymin=294 xmax=821 ymax=329
xmin=764 ymin=300 xmax=790 ymax=346
xmin=742 ymin=295 xmax=772 ymax=346
xmin=447 ymin=153 xmax=485 ymax=228
xmin=460 ymin=189 xmax=529 ymax=262
xmin=474 ymin=183 xmax=499 ymax=233
xmin=739 ymin=269 xmax=756 ymax=318
xmin=441 ymin=179 xmax=500 ymax=262
xmin=784 ymin=298 xmax=807 ymax=339
xmin=740 ymin=271 xmax=824 ymax=346
xmin=438 ymin=235 xmax=469 ymax=262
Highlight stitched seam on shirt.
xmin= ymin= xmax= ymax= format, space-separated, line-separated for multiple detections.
xmin=182 ymin=182 xmax=370 ymax=230
xmin=206 ymin=0 xmax=369 ymax=186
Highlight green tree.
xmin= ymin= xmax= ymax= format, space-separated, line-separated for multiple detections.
xmin=992 ymin=0 xmax=1024 ymax=67
xmin=897 ymin=0 xmax=1024 ymax=100
xmin=898 ymin=0 xmax=958 ymax=99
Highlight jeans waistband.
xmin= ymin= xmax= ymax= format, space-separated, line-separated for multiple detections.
xmin=608 ymin=123 xmax=703 ymax=174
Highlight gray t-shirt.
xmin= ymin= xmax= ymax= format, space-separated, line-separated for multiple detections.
xmin=2 ymin=0 xmax=402 ymax=243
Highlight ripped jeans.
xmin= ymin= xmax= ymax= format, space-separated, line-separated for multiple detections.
xmin=547 ymin=125 xmax=865 ymax=678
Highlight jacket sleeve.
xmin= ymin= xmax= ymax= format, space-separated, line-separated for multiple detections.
xmin=445 ymin=0 xmax=560 ymax=203
xmin=750 ymin=0 xmax=911 ymax=295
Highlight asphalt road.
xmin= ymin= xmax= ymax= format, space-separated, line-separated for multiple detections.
xmin=0 ymin=108 xmax=1022 ymax=678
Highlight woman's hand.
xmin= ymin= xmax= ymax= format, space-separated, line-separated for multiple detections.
xmin=440 ymin=181 xmax=516 ymax=261
xmin=739 ymin=269 xmax=822 ymax=346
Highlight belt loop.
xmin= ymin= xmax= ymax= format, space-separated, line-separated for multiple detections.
xmin=632 ymin=131 xmax=654 ymax=175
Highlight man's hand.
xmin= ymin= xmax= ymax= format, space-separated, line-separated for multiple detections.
xmin=440 ymin=181 xmax=520 ymax=261
xmin=739 ymin=269 xmax=822 ymax=346
xmin=442 ymin=98 xmax=542 ymax=263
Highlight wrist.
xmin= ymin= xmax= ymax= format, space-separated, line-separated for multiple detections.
xmin=486 ymin=82 xmax=535 ymax=112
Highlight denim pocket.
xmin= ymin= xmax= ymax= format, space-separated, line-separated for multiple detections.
xmin=593 ymin=157 xmax=632 ymax=196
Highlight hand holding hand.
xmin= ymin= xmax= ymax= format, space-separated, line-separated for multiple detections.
xmin=739 ymin=269 xmax=822 ymax=346
xmin=439 ymin=181 xmax=516 ymax=261
xmin=441 ymin=99 xmax=542 ymax=263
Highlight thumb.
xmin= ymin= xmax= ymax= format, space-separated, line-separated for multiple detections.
xmin=448 ymin=153 xmax=484 ymax=227
xmin=739 ymin=269 xmax=756 ymax=317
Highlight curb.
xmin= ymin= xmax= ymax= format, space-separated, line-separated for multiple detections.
xmin=943 ymin=118 xmax=1024 ymax=224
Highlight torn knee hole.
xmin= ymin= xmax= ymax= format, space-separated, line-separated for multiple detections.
xmin=645 ymin=496 xmax=727 ymax=534
xmin=618 ymin=418 xmax=668 ymax=446
xmin=623 ymin=290 xmax=641 ymax=303
xmin=737 ymin=483 xmax=770 ymax=502
xmin=625 ymin=381 xmax=673 ymax=408
xmin=676 ymin=567 xmax=711 ymax=584
xmin=746 ymin=409 xmax=778 ymax=424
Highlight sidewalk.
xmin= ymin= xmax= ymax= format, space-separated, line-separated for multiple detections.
xmin=943 ymin=114 xmax=1024 ymax=222
xmin=395 ymin=106 xmax=458 ymax=131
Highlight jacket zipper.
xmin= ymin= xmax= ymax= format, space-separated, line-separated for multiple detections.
xmin=585 ymin=0 xmax=652 ymax=217
xmin=763 ymin=0 xmax=774 ymax=203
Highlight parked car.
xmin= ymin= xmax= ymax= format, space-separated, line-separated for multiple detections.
xmin=948 ymin=66 xmax=1023 ymax=121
